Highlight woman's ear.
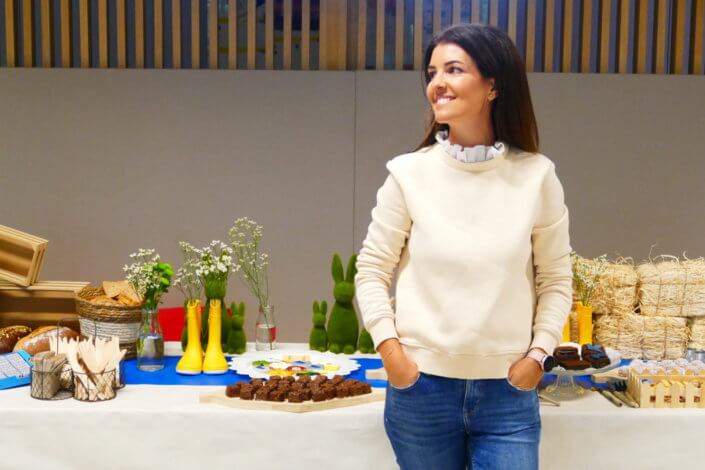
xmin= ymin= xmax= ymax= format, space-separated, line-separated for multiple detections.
xmin=488 ymin=78 xmax=497 ymax=101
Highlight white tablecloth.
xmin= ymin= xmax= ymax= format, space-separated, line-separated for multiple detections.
xmin=1 ymin=352 xmax=703 ymax=469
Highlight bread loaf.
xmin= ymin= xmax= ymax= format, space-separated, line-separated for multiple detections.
xmin=0 ymin=325 xmax=33 ymax=353
xmin=13 ymin=326 xmax=79 ymax=356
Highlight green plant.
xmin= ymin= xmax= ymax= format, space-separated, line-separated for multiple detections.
xmin=571 ymin=251 xmax=608 ymax=306
xmin=123 ymin=249 xmax=173 ymax=311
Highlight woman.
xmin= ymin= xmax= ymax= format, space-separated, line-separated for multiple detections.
xmin=355 ymin=24 xmax=572 ymax=470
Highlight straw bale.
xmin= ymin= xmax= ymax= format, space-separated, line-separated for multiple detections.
xmin=589 ymin=258 xmax=638 ymax=315
xmin=637 ymin=257 xmax=705 ymax=317
xmin=594 ymin=312 xmax=688 ymax=360
xmin=688 ymin=317 xmax=705 ymax=350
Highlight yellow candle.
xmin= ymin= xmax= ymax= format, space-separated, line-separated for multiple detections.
xmin=576 ymin=301 xmax=593 ymax=345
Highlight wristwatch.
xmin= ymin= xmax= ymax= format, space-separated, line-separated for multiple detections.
xmin=526 ymin=349 xmax=556 ymax=372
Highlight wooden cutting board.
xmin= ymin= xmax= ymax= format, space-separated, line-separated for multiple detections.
xmin=200 ymin=388 xmax=385 ymax=413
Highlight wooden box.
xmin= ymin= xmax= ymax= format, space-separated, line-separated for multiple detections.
xmin=0 ymin=280 xmax=90 ymax=330
xmin=627 ymin=369 xmax=705 ymax=408
xmin=0 ymin=225 xmax=48 ymax=286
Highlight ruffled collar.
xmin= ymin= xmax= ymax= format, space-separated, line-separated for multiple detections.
xmin=435 ymin=130 xmax=506 ymax=163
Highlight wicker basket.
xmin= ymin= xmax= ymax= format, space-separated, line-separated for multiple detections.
xmin=74 ymin=286 xmax=142 ymax=359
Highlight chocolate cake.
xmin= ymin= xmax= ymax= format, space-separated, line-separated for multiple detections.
xmin=554 ymin=346 xmax=580 ymax=361
xmin=588 ymin=352 xmax=610 ymax=368
xmin=560 ymin=359 xmax=591 ymax=370
xmin=581 ymin=344 xmax=606 ymax=359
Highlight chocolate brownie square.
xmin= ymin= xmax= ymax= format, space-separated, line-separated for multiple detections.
xmin=561 ymin=359 xmax=591 ymax=370
xmin=554 ymin=346 xmax=580 ymax=361
xmin=581 ymin=344 xmax=606 ymax=359
xmin=255 ymin=387 xmax=270 ymax=401
xmin=324 ymin=386 xmax=336 ymax=400
xmin=312 ymin=389 xmax=327 ymax=402
xmin=330 ymin=375 xmax=345 ymax=386
xmin=225 ymin=382 xmax=242 ymax=398
xmin=588 ymin=353 xmax=610 ymax=368
xmin=239 ymin=385 xmax=254 ymax=400
xmin=288 ymin=391 xmax=304 ymax=403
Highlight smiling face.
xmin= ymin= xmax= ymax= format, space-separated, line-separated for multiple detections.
xmin=425 ymin=42 xmax=496 ymax=129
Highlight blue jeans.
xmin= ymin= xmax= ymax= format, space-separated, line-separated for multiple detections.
xmin=384 ymin=372 xmax=541 ymax=470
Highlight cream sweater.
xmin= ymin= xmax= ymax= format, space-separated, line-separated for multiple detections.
xmin=355 ymin=143 xmax=573 ymax=379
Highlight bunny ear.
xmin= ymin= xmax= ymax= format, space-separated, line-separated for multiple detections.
xmin=238 ymin=302 xmax=246 ymax=315
xmin=345 ymin=254 xmax=358 ymax=282
xmin=312 ymin=301 xmax=320 ymax=314
xmin=331 ymin=254 xmax=344 ymax=283
xmin=321 ymin=300 xmax=328 ymax=317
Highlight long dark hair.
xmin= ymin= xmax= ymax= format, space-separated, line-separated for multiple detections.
xmin=416 ymin=24 xmax=539 ymax=153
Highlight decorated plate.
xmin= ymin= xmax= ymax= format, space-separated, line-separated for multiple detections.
xmin=229 ymin=349 xmax=361 ymax=379
xmin=551 ymin=343 xmax=622 ymax=376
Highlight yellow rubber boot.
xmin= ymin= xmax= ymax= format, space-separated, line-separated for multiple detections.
xmin=176 ymin=299 xmax=203 ymax=375
xmin=203 ymin=299 xmax=228 ymax=375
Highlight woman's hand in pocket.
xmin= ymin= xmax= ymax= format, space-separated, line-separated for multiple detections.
xmin=387 ymin=356 xmax=420 ymax=389
xmin=507 ymin=357 xmax=544 ymax=391
xmin=378 ymin=339 xmax=419 ymax=389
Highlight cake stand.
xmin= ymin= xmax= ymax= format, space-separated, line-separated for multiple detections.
xmin=541 ymin=346 xmax=621 ymax=401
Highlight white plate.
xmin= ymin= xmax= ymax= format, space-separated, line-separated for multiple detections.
xmin=228 ymin=349 xmax=361 ymax=379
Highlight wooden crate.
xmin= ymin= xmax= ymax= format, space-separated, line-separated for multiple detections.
xmin=0 ymin=225 xmax=48 ymax=286
xmin=627 ymin=369 xmax=705 ymax=408
xmin=0 ymin=280 xmax=89 ymax=330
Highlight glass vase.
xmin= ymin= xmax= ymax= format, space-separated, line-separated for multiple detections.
xmin=137 ymin=307 xmax=164 ymax=372
xmin=255 ymin=305 xmax=277 ymax=351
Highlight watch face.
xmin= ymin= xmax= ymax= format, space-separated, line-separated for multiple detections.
xmin=543 ymin=356 xmax=556 ymax=372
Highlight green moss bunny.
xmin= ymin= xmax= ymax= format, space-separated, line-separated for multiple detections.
xmin=309 ymin=300 xmax=328 ymax=352
xmin=225 ymin=301 xmax=247 ymax=354
xmin=327 ymin=254 xmax=359 ymax=354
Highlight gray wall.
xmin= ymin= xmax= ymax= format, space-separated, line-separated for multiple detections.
xmin=1 ymin=69 xmax=704 ymax=341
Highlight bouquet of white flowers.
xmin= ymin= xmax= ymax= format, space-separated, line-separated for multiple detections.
xmin=228 ymin=218 xmax=270 ymax=308
xmin=123 ymin=248 xmax=173 ymax=311
xmin=172 ymin=242 xmax=203 ymax=301
xmin=194 ymin=240 xmax=233 ymax=300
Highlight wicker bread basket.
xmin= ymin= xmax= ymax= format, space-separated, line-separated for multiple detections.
xmin=74 ymin=286 xmax=142 ymax=359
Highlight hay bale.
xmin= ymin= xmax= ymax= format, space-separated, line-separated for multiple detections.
xmin=591 ymin=258 xmax=638 ymax=315
xmin=594 ymin=312 xmax=689 ymax=360
xmin=637 ymin=257 xmax=705 ymax=317
xmin=688 ymin=317 xmax=705 ymax=350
